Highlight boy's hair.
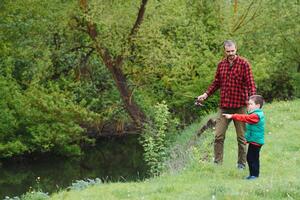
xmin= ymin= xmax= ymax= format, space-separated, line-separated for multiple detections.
xmin=249 ymin=95 xmax=264 ymax=108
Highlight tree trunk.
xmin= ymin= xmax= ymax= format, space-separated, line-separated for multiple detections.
xmin=101 ymin=54 xmax=146 ymax=126
xmin=79 ymin=0 xmax=148 ymax=127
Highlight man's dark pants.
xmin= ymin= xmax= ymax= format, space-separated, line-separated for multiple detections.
xmin=214 ymin=107 xmax=247 ymax=166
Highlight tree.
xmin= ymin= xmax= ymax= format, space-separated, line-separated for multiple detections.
xmin=77 ymin=0 xmax=148 ymax=127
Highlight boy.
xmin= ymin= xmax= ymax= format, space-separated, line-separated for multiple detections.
xmin=223 ymin=95 xmax=265 ymax=180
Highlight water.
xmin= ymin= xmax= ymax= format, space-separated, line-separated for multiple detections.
xmin=0 ymin=135 xmax=147 ymax=198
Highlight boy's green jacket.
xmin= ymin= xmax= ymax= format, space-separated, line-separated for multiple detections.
xmin=245 ymin=109 xmax=265 ymax=145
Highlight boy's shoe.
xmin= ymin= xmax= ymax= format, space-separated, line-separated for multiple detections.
xmin=237 ymin=163 xmax=245 ymax=170
xmin=245 ymin=176 xmax=258 ymax=180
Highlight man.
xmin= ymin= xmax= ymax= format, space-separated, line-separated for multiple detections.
xmin=197 ymin=40 xmax=256 ymax=169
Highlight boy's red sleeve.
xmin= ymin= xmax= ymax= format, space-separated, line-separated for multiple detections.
xmin=231 ymin=113 xmax=259 ymax=124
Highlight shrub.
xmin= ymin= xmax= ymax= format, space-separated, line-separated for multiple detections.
xmin=139 ymin=101 xmax=178 ymax=176
xmin=257 ymin=67 xmax=295 ymax=102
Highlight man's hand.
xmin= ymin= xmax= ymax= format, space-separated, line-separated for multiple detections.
xmin=222 ymin=114 xmax=233 ymax=119
xmin=195 ymin=93 xmax=208 ymax=106
xmin=197 ymin=93 xmax=208 ymax=101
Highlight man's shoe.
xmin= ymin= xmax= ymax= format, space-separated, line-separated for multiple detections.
xmin=214 ymin=160 xmax=222 ymax=165
xmin=245 ymin=176 xmax=258 ymax=180
xmin=237 ymin=163 xmax=246 ymax=170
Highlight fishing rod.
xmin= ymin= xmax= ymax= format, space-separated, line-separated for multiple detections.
xmin=178 ymin=93 xmax=205 ymax=107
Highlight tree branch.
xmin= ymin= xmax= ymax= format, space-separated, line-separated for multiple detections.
xmin=240 ymin=0 xmax=263 ymax=29
xmin=234 ymin=0 xmax=238 ymax=15
xmin=232 ymin=0 xmax=257 ymax=33
xmin=129 ymin=0 xmax=149 ymax=40
xmin=79 ymin=0 xmax=113 ymax=66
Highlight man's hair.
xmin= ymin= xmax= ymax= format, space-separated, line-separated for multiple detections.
xmin=249 ymin=95 xmax=264 ymax=108
xmin=223 ymin=40 xmax=237 ymax=48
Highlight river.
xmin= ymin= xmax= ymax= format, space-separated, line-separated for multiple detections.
xmin=0 ymin=135 xmax=147 ymax=199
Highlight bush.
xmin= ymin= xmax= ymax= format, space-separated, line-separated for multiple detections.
xmin=257 ymin=67 xmax=295 ymax=102
xmin=139 ymin=101 xmax=178 ymax=176
xmin=0 ymin=79 xmax=99 ymax=158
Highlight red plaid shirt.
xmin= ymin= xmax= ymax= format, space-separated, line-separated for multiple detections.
xmin=206 ymin=56 xmax=256 ymax=108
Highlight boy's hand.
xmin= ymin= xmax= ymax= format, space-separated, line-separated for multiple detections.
xmin=222 ymin=114 xmax=233 ymax=119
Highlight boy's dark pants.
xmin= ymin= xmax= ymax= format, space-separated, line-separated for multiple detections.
xmin=247 ymin=143 xmax=262 ymax=177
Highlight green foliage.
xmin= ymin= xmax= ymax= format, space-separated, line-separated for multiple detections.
xmin=139 ymin=101 xmax=178 ymax=176
xmin=18 ymin=85 xmax=98 ymax=156
xmin=21 ymin=192 xmax=49 ymax=200
xmin=293 ymin=73 xmax=300 ymax=98
xmin=0 ymin=0 xmax=300 ymax=158
xmin=0 ymin=77 xmax=26 ymax=157
xmin=0 ymin=0 xmax=111 ymax=158
xmin=0 ymin=78 xmax=99 ymax=158
xmin=4 ymin=180 xmax=49 ymax=200
xmin=257 ymin=67 xmax=295 ymax=102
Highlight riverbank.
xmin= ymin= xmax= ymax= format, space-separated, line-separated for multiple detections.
xmin=31 ymin=100 xmax=300 ymax=199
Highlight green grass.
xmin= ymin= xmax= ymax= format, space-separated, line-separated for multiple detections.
xmin=50 ymin=100 xmax=300 ymax=200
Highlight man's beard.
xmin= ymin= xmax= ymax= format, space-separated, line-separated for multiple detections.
xmin=228 ymin=55 xmax=236 ymax=60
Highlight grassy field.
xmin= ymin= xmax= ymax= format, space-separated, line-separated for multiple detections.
xmin=50 ymin=100 xmax=300 ymax=200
